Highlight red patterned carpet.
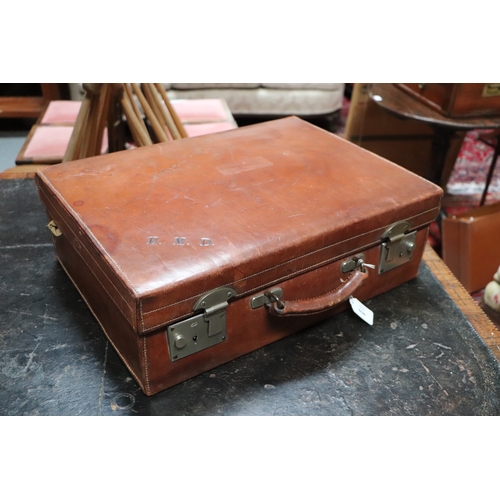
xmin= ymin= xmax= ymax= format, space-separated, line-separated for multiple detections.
xmin=445 ymin=129 xmax=500 ymax=207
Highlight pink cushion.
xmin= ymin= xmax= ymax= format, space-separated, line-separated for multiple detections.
xmin=40 ymin=101 xmax=82 ymax=124
xmin=172 ymin=99 xmax=230 ymax=123
xmin=184 ymin=121 xmax=236 ymax=137
xmin=23 ymin=126 xmax=107 ymax=159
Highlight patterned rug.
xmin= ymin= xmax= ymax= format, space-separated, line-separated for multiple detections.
xmin=444 ymin=129 xmax=500 ymax=207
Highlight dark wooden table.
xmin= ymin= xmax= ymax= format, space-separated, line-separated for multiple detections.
xmin=369 ymin=84 xmax=500 ymax=188
xmin=2 ymin=177 xmax=500 ymax=415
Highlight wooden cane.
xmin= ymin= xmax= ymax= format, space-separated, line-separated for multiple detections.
xmin=120 ymin=85 xmax=153 ymax=147
xmin=154 ymin=83 xmax=188 ymax=139
xmin=142 ymin=83 xmax=173 ymax=141
xmin=80 ymin=83 xmax=111 ymax=159
xmin=131 ymin=83 xmax=169 ymax=143
xmin=92 ymin=83 xmax=112 ymax=156
xmin=125 ymin=83 xmax=144 ymax=125
xmin=123 ymin=83 xmax=151 ymax=146
xmin=144 ymin=83 xmax=180 ymax=140
xmin=63 ymin=83 xmax=103 ymax=162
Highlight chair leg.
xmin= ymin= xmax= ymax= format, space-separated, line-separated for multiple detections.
xmin=131 ymin=83 xmax=169 ymax=143
xmin=121 ymin=84 xmax=153 ymax=147
xmin=154 ymin=83 xmax=188 ymax=139
xmin=143 ymin=83 xmax=176 ymax=140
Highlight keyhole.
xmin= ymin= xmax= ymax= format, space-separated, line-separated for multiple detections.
xmin=192 ymin=335 xmax=198 ymax=344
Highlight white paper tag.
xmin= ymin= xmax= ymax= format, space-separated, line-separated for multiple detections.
xmin=349 ymin=296 xmax=374 ymax=326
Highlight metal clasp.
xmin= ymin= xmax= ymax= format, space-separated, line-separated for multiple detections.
xmin=250 ymin=288 xmax=284 ymax=310
xmin=378 ymin=221 xmax=417 ymax=274
xmin=166 ymin=287 xmax=236 ymax=361
xmin=48 ymin=220 xmax=62 ymax=237
xmin=342 ymin=253 xmax=365 ymax=273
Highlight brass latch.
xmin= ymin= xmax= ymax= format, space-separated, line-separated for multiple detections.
xmin=342 ymin=253 xmax=366 ymax=273
xmin=48 ymin=220 xmax=62 ymax=237
xmin=166 ymin=287 xmax=236 ymax=361
xmin=250 ymin=288 xmax=284 ymax=309
xmin=482 ymin=84 xmax=500 ymax=97
xmin=379 ymin=221 xmax=416 ymax=274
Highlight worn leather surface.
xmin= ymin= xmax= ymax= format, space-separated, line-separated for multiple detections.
xmin=36 ymin=117 xmax=443 ymax=336
xmin=267 ymin=269 xmax=368 ymax=316
xmin=35 ymin=117 xmax=443 ymax=394
xmin=2 ymin=179 xmax=500 ymax=414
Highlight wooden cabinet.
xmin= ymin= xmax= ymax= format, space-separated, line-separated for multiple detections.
xmin=0 ymin=84 xmax=65 ymax=119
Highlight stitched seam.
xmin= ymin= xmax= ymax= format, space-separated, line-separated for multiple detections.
xmin=138 ymin=219 xmax=429 ymax=333
xmin=54 ymin=226 xmax=136 ymax=329
xmin=39 ymin=172 xmax=438 ymax=323
xmin=139 ymin=246 xmax=370 ymax=334
xmin=141 ymin=312 xmax=193 ymax=333
xmin=39 ymin=170 xmax=438 ymax=333
xmin=140 ymin=299 xmax=145 ymax=333
xmin=37 ymin=176 xmax=135 ymax=316
xmin=141 ymin=244 xmax=365 ymax=324
xmin=54 ymin=247 xmax=147 ymax=393
xmin=143 ymin=336 xmax=150 ymax=394
xmin=285 ymin=271 xmax=358 ymax=304
xmin=140 ymin=208 xmax=438 ymax=319
xmin=37 ymin=172 xmax=139 ymax=295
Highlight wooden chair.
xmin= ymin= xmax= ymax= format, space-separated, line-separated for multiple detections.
xmin=63 ymin=83 xmax=187 ymax=162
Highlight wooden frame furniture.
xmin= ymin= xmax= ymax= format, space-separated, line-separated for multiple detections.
xmin=0 ymin=84 xmax=63 ymax=119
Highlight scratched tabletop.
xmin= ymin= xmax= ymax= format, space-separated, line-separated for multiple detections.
xmin=2 ymin=178 xmax=500 ymax=416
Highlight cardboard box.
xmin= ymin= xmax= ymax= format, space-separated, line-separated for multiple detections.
xmin=442 ymin=203 xmax=500 ymax=292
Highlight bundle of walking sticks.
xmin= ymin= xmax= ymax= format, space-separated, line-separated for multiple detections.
xmin=63 ymin=83 xmax=187 ymax=163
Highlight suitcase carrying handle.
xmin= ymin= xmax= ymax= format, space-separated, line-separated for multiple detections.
xmin=266 ymin=270 xmax=368 ymax=317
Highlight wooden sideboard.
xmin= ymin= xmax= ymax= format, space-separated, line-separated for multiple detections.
xmin=0 ymin=83 xmax=65 ymax=119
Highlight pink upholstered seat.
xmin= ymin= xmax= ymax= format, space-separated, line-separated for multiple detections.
xmin=184 ymin=122 xmax=236 ymax=137
xmin=17 ymin=97 xmax=236 ymax=165
xmin=23 ymin=126 xmax=107 ymax=160
xmin=40 ymin=100 xmax=82 ymax=124
xmin=171 ymin=99 xmax=231 ymax=123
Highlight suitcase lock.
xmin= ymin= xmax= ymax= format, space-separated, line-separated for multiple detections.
xmin=379 ymin=221 xmax=417 ymax=274
xmin=166 ymin=287 xmax=236 ymax=362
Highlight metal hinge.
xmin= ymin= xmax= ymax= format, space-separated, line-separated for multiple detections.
xmin=379 ymin=221 xmax=417 ymax=274
xmin=48 ymin=220 xmax=62 ymax=237
xmin=166 ymin=287 xmax=236 ymax=361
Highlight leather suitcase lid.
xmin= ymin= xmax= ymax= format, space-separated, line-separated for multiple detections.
xmin=36 ymin=117 xmax=443 ymax=334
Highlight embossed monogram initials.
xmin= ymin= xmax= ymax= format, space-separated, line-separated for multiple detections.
xmin=148 ymin=236 xmax=214 ymax=246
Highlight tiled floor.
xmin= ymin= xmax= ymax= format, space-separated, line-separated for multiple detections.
xmin=0 ymin=118 xmax=30 ymax=172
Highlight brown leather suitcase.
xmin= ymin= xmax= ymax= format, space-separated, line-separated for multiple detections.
xmin=442 ymin=202 xmax=500 ymax=293
xmin=395 ymin=83 xmax=500 ymax=118
xmin=35 ymin=117 xmax=443 ymax=395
